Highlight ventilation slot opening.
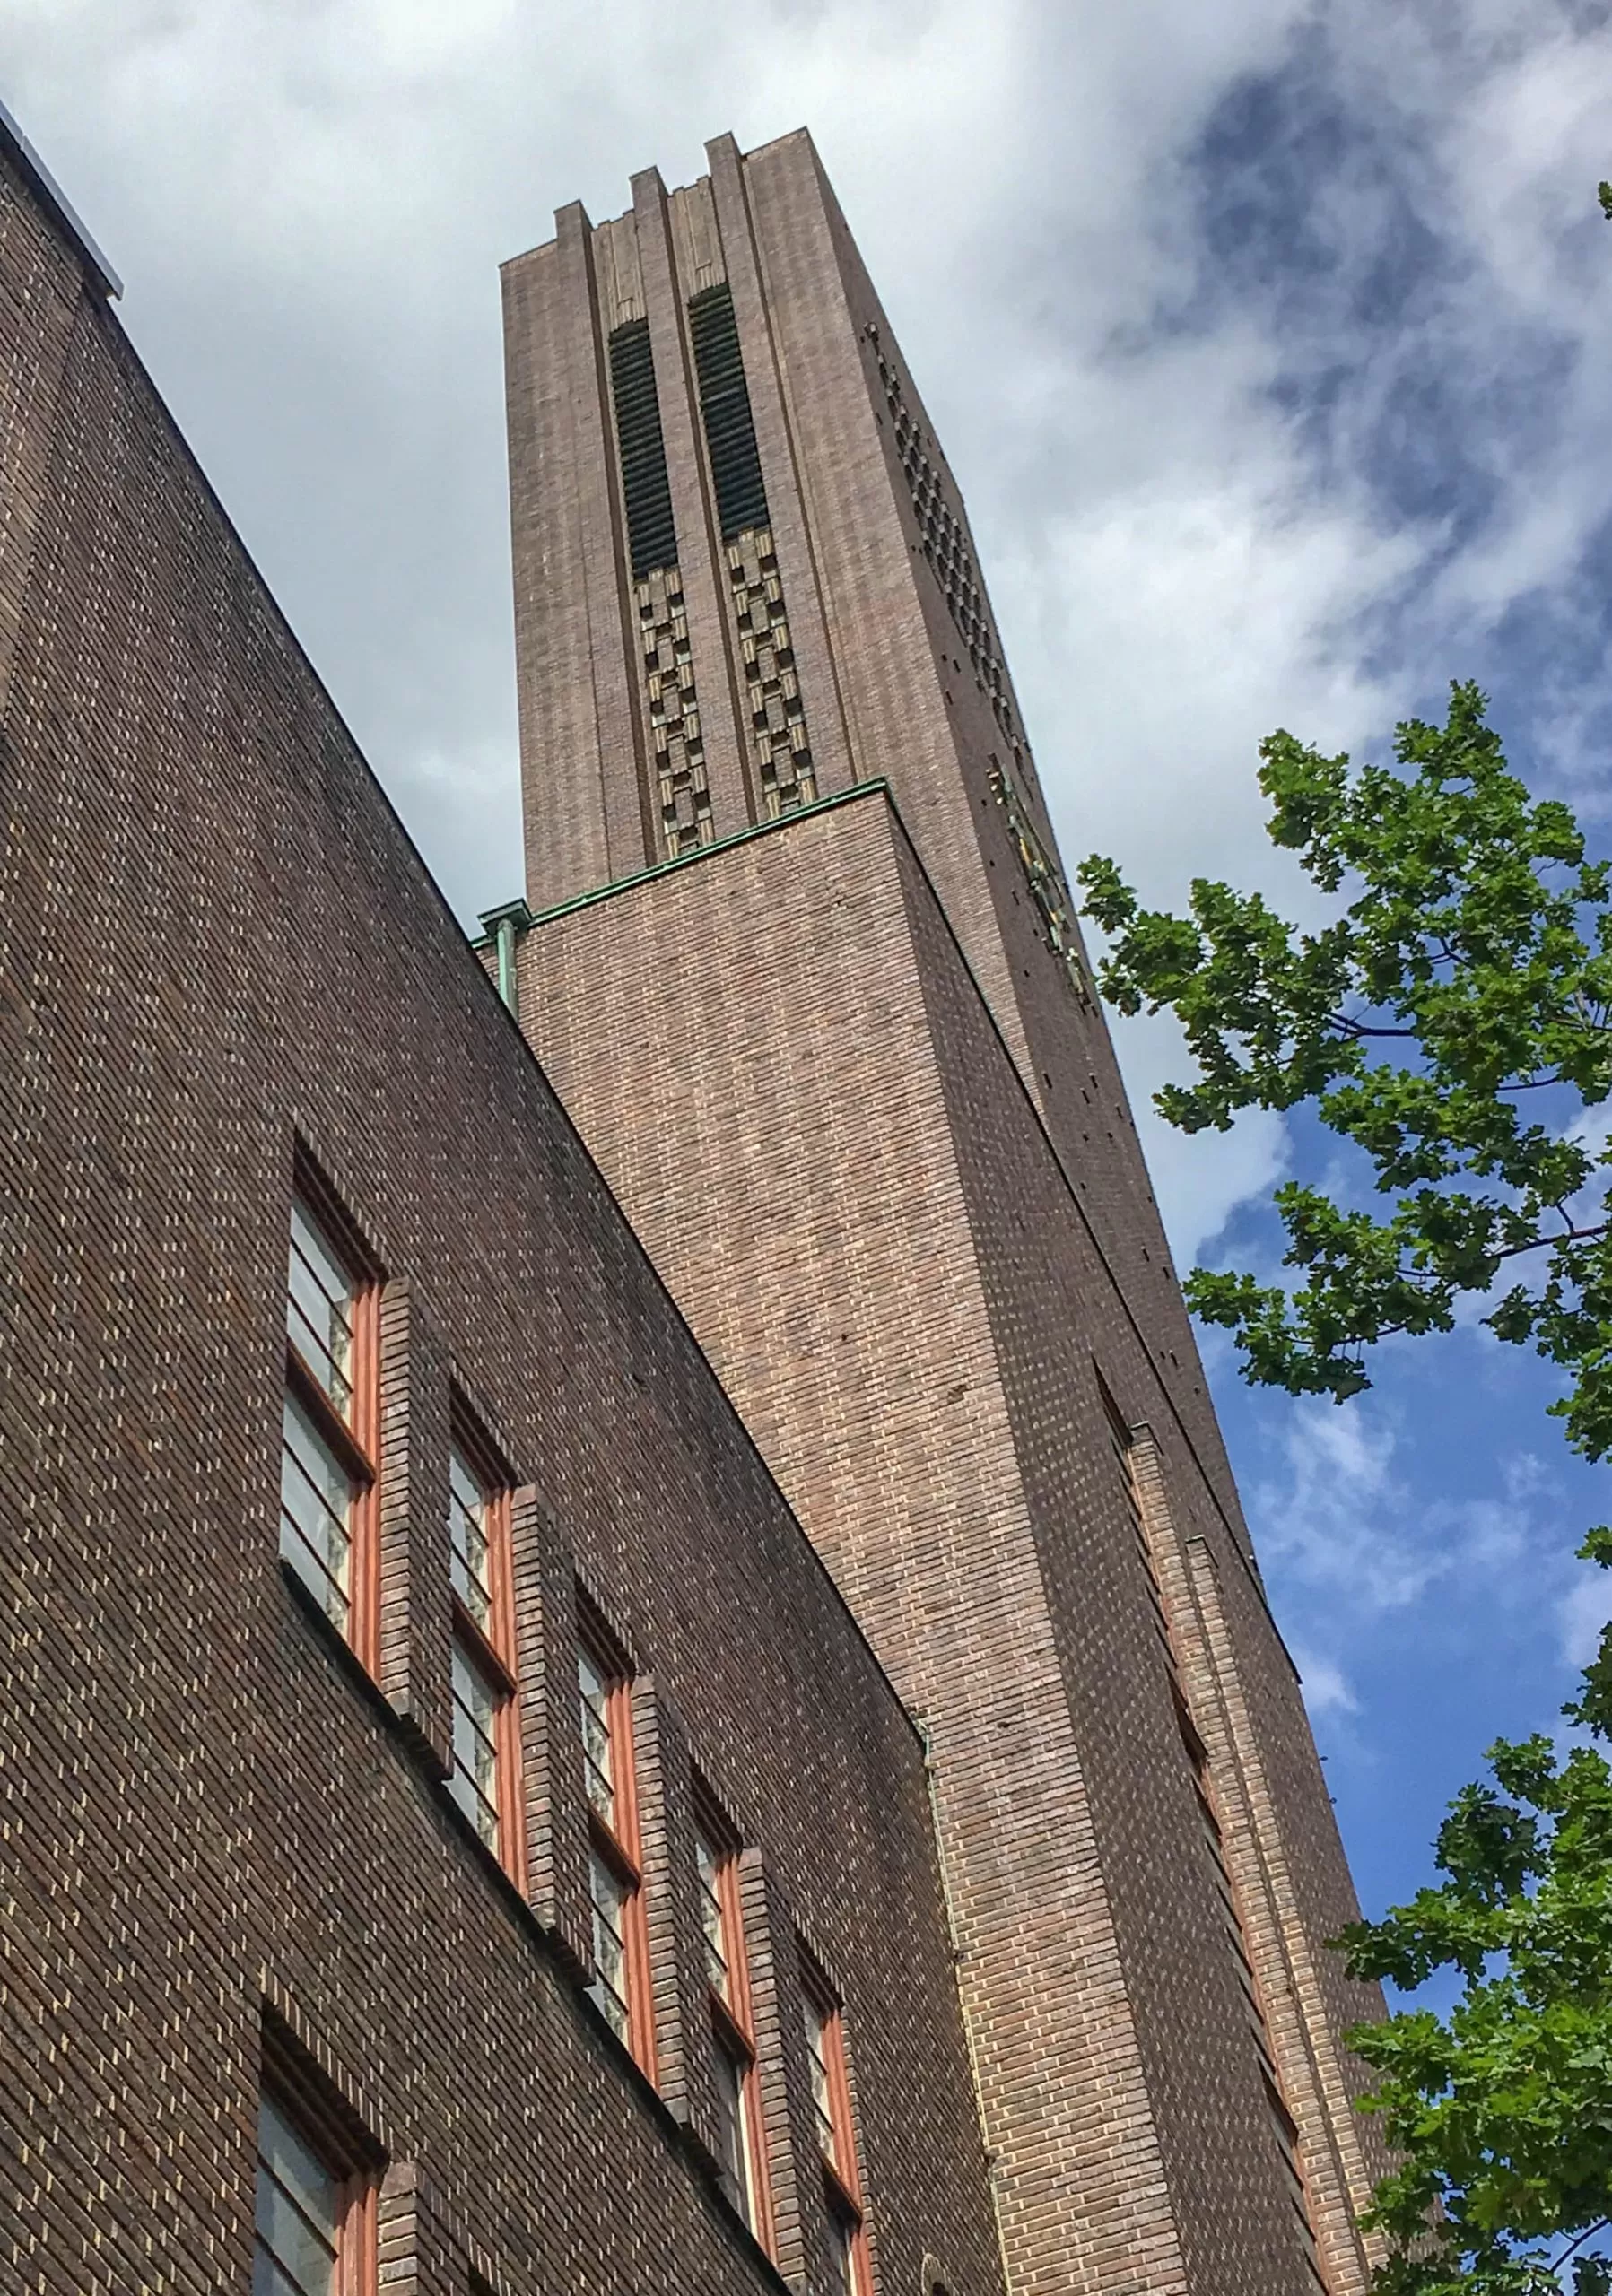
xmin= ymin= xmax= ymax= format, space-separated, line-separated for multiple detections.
xmin=608 ymin=319 xmax=678 ymax=579
xmin=688 ymin=285 xmax=769 ymax=540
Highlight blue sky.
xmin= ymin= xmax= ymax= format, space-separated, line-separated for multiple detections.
xmin=10 ymin=0 xmax=1612 ymax=1944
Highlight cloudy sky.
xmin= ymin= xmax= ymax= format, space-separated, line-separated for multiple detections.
xmin=12 ymin=0 xmax=1612 ymax=1935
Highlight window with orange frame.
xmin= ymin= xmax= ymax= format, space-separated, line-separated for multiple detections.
xmin=281 ymin=1177 xmax=380 ymax=1672
xmin=694 ymin=1798 xmax=774 ymax=2249
xmin=578 ymin=1610 xmax=656 ymax=2078
xmin=801 ymin=1961 xmax=871 ymax=2296
xmin=446 ymin=1420 xmax=526 ymax=1890
xmin=254 ymin=2036 xmax=380 ymax=2296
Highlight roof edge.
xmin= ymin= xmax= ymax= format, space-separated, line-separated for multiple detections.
xmin=0 ymin=93 xmax=121 ymax=300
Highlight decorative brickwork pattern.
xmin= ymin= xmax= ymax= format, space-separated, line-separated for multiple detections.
xmin=725 ymin=526 xmax=815 ymax=819
xmin=870 ymin=325 xmax=1027 ymax=776
xmin=636 ymin=563 xmax=714 ymax=857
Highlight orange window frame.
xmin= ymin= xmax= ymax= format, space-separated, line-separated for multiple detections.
xmin=697 ymin=1805 xmax=776 ymax=2253
xmin=803 ymin=1968 xmax=871 ymax=2295
xmin=449 ymin=1426 xmax=527 ymax=1892
xmin=284 ymin=1178 xmax=381 ymax=1675
xmin=257 ymin=2040 xmax=380 ymax=2296
xmin=580 ymin=1614 xmax=657 ymax=2082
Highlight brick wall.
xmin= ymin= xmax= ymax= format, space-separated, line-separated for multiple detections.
xmin=0 ymin=147 xmax=1002 ymax=2296
xmin=501 ymin=128 xmax=1257 ymax=1568
xmin=519 ymin=787 xmax=1389 ymax=2296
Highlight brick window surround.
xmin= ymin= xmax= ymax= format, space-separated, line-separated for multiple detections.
xmin=447 ymin=1421 xmax=527 ymax=1889
xmin=802 ymin=1963 xmax=871 ymax=2296
xmin=695 ymin=1802 xmax=775 ymax=2251
xmin=579 ymin=1610 xmax=656 ymax=2079
xmin=255 ymin=2047 xmax=379 ymax=2296
xmin=282 ymin=1177 xmax=381 ymax=1671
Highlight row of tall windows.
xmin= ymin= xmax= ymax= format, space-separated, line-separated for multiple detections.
xmin=274 ymin=1173 xmax=871 ymax=2286
xmin=1102 ymin=1378 xmax=1327 ymax=2292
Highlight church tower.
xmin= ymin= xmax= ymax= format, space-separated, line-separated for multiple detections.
xmin=497 ymin=128 xmax=1386 ymax=2296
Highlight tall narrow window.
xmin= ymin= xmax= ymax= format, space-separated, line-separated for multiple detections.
xmin=579 ymin=1619 xmax=654 ymax=2077
xmin=254 ymin=2081 xmax=377 ymax=2296
xmin=802 ymin=1966 xmax=871 ymax=2296
xmin=281 ymin=1187 xmax=379 ymax=1669
xmin=695 ymin=1805 xmax=773 ymax=2248
xmin=447 ymin=1429 xmax=524 ymax=1886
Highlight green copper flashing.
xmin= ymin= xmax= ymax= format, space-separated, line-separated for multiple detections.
xmin=519 ymin=779 xmax=892 ymax=933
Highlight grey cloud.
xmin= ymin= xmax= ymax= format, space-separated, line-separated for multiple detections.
xmin=6 ymin=0 xmax=1610 ymax=1258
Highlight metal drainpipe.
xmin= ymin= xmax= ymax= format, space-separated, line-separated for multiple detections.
xmin=495 ymin=915 xmax=518 ymax=1016
xmin=476 ymin=899 xmax=535 ymax=1022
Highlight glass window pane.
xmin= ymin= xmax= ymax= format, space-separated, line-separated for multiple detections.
xmin=714 ymin=2032 xmax=754 ymax=2228
xmin=588 ymin=1848 xmax=632 ymax=2039
xmin=450 ymin=1638 xmax=501 ymax=1853
xmin=696 ymin=1831 xmax=730 ymax=1999
xmin=287 ymin=1201 xmax=355 ymax=1420
xmin=805 ymin=1996 xmax=836 ymax=2157
xmin=832 ymin=2211 xmax=862 ymax=2296
xmin=579 ymin=1648 xmax=615 ymax=1827
xmin=255 ymin=2093 xmax=340 ymax=2296
xmin=280 ymin=1393 xmax=353 ymax=1631
xmin=449 ymin=1447 xmax=493 ymax=1629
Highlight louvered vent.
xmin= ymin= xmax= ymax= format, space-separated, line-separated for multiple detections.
xmin=608 ymin=320 xmax=677 ymax=579
xmin=688 ymin=286 xmax=769 ymax=540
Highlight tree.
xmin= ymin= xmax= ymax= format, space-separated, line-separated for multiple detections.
xmin=1076 ymin=683 xmax=1612 ymax=2289
xmin=1337 ymin=1725 xmax=1612 ymax=2293
xmin=1076 ymin=683 xmax=1612 ymax=1485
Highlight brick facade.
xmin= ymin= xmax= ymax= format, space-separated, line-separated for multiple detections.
xmin=501 ymin=131 xmax=1390 ymax=2296
xmin=0 ymin=135 xmax=1003 ymax=2296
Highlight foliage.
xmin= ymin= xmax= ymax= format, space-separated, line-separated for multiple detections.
xmin=1337 ymin=1718 xmax=1612 ymax=2292
xmin=1076 ymin=681 xmax=1612 ymax=2288
xmin=1076 ymin=682 xmax=1612 ymax=1476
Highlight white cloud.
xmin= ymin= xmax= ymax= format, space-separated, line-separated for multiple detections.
xmin=1293 ymin=1648 xmax=1360 ymax=1719
xmin=7 ymin=0 xmax=1609 ymax=1260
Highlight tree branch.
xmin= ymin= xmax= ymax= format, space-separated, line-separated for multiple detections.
xmin=1551 ymin=2217 xmax=1610 ymax=2267
xmin=1330 ymin=1015 xmax=1419 ymax=1040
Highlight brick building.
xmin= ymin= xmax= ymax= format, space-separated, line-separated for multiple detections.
xmin=496 ymin=131 xmax=1389 ymax=2296
xmin=0 ymin=114 xmax=1002 ymax=2296
xmin=0 ymin=94 xmax=1384 ymax=2296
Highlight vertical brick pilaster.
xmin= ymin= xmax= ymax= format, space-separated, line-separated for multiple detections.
xmin=377 ymin=1279 xmax=452 ymax=1777
xmin=0 ymin=220 xmax=79 ymax=726
xmin=1181 ymin=1531 xmax=1384 ymax=2289
xmin=704 ymin=132 xmax=855 ymax=800
xmin=509 ymin=1491 xmax=591 ymax=1970
xmin=630 ymin=166 xmax=752 ymax=839
xmin=378 ymin=2163 xmax=461 ymax=2296
xmin=738 ymin=1859 xmax=821 ymax=2294
xmin=630 ymin=1675 xmax=719 ymax=2152
xmin=1137 ymin=1412 xmax=1376 ymax=2287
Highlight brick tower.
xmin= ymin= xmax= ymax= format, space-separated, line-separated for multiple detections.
xmin=497 ymin=129 xmax=1387 ymax=2296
